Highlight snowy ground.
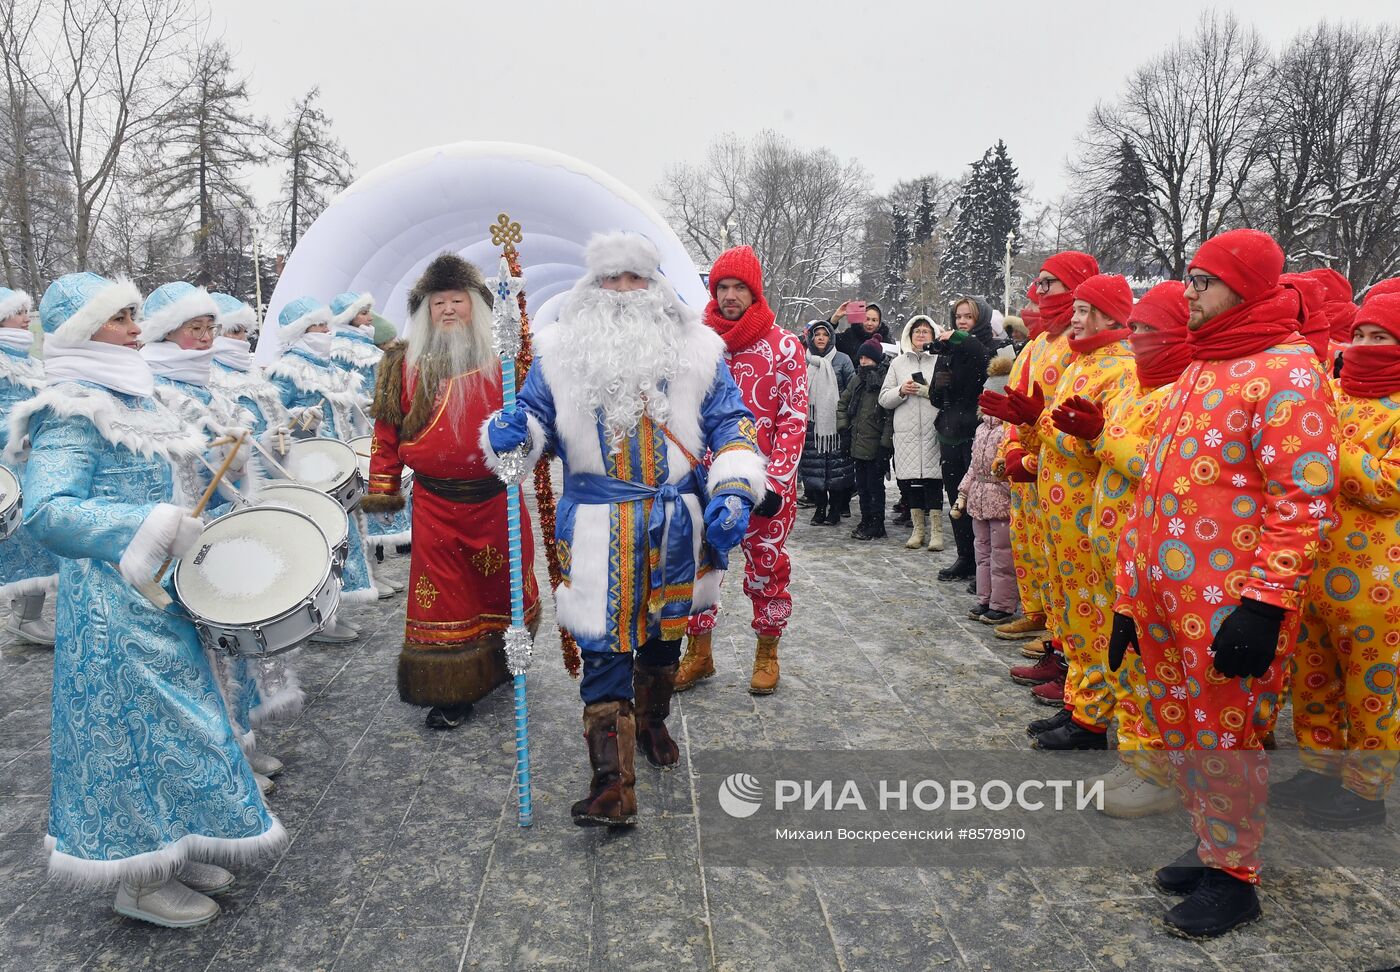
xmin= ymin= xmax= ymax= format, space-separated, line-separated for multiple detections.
xmin=3 ymin=502 xmax=1400 ymax=971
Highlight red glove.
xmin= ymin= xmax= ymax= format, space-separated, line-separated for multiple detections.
xmin=1004 ymin=383 xmax=1046 ymax=426
xmin=1005 ymin=448 xmax=1036 ymax=483
xmin=978 ymin=389 xmax=1016 ymax=422
xmin=1051 ymin=394 xmax=1105 ymax=441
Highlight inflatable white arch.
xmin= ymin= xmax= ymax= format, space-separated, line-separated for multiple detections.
xmin=258 ymin=141 xmax=707 ymax=363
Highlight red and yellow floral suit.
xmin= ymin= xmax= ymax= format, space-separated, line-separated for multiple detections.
xmin=1292 ymin=384 xmax=1400 ymax=799
xmin=1115 ymin=334 xmax=1338 ymax=882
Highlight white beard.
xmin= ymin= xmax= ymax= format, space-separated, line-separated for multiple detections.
xmin=562 ymin=285 xmax=686 ymax=451
xmin=404 ymin=297 xmax=498 ymax=425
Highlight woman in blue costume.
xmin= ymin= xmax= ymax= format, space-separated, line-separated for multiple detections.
xmin=264 ymin=296 xmax=378 ymax=638
xmin=7 ymin=272 xmax=285 ymax=928
xmin=329 ymin=291 xmax=411 ymax=588
xmin=139 ymin=282 xmax=304 ymax=784
xmin=0 ymin=287 xmax=58 ymax=644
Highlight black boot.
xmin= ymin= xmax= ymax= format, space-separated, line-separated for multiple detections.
xmin=851 ymin=515 xmax=873 ymax=540
xmin=425 ymin=702 xmax=474 ymax=729
xmin=865 ymin=518 xmax=887 ymax=539
xmin=892 ymin=502 xmax=911 ymax=526
xmin=808 ymin=489 xmax=828 ymax=525
xmin=1033 ymin=721 xmax=1108 ymax=751
xmin=823 ymin=490 xmax=847 ymax=525
xmin=835 ymin=490 xmax=852 ymax=519
xmin=1026 ymin=708 xmax=1073 ymax=737
xmin=937 ymin=556 xmax=976 ymax=582
xmin=1303 ymin=787 xmax=1387 ymax=830
xmin=1162 ymin=868 xmax=1261 ymax=939
xmin=1154 ymin=843 xmax=1206 ymax=894
xmin=1269 ymin=769 xmax=1341 ymax=810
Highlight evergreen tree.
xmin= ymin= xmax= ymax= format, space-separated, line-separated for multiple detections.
xmin=942 ymin=141 xmax=1023 ymax=298
xmin=272 ymin=87 xmax=354 ymax=252
xmin=144 ymin=42 xmax=268 ymax=285
xmin=913 ymin=181 xmax=936 ymax=245
xmin=880 ymin=205 xmax=912 ymax=317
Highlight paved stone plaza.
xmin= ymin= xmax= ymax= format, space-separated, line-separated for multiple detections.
xmin=3 ymin=508 xmax=1400 ymax=971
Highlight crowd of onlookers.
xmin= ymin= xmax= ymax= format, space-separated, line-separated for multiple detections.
xmin=799 ymin=298 xmax=1027 ymax=622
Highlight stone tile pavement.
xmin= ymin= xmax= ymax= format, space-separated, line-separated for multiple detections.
xmin=2 ymin=503 xmax=1399 ymax=971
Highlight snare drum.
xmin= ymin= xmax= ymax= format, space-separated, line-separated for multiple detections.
xmin=283 ymin=438 xmax=363 ymax=511
xmin=0 ymin=465 xmax=21 ymax=540
xmin=257 ymin=483 xmax=350 ymax=575
xmin=348 ymin=435 xmax=413 ymax=490
xmin=174 ymin=505 xmax=339 ymax=657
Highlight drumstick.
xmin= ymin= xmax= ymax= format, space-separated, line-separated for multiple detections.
xmin=135 ymin=434 xmax=247 ymax=610
xmin=250 ymin=434 xmax=295 ymax=480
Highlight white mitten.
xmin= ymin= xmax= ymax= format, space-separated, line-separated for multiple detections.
xmin=209 ymin=427 xmax=251 ymax=475
xmin=119 ymin=503 xmax=200 ymax=585
xmin=258 ymin=424 xmax=296 ymax=458
xmin=291 ymin=405 xmax=324 ymax=432
xmin=950 ymin=495 xmax=967 ymax=520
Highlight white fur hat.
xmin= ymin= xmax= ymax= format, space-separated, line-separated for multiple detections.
xmin=140 ymin=282 xmax=220 ymax=344
xmin=583 ymin=232 xmax=662 ymax=281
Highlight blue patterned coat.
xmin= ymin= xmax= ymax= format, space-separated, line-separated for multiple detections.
xmin=0 ymin=343 xmax=59 ymax=599
xmin=329 ymin=332 xmax=411 ymax=548
xmin=12 ymin=381 xmax=284 ymax=882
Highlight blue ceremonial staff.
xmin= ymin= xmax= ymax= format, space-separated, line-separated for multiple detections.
xmin=488 ymin=214 xmax=535 ymax=827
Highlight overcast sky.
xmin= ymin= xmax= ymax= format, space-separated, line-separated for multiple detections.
xmin=212 ymin=0 xmax=1398 ymax=211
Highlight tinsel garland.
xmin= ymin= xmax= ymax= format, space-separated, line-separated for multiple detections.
xmin=506 ymin=247 xmax=582 ymax=679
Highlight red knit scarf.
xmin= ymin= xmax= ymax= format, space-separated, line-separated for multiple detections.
xmin=705 ymin=298 xmax=777 ymax=352
xmin=1039 ymin=291 xmax=1075 ymax=338
xmin=1131 ymin=330 xmax=1193 ymax=389
xmin=1340 ymin=344 xmax=1400 ymax=398
xmin=1069 ymin=326 xmax=1129 ymax=356
xmin=1189 ymin=288 xmax=1303 ymax=360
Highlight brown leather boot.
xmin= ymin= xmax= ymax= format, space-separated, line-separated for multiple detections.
xmin=749 ymin=635 xmax=780 ymax=695
xmin=633 ymin=663 xmax=680 ymax=769
xmin=570 ymin=701 xmax=638 ymax=828
xmin=673 ymin=632 xmax=715 ymax=692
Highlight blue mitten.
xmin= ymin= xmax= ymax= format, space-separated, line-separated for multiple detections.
xmin=487 ymin=409 xmax=529 ymax=453
xmin=704 ymin=494 xmax=752 ymax=551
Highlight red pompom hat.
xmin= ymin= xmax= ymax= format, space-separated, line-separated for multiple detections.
xmin=1073 ymin=274 xmax=1134 ymax=326
xmin=1188 ymin=229 xmax=1284 ymax=302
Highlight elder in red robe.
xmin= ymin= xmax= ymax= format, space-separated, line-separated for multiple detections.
xmin=363 ymin=254 xmax=539 ymax=729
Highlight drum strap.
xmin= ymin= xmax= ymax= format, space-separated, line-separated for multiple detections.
xmin=414 ymin=472 xmax=507 ymax=504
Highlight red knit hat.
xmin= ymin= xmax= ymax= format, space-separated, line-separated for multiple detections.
xmin=1367 ymin=277 xmax=1400 ymax=301
xmin=1353 ymin=293 xmax=1400 ymax=343
xmin=1129 ymin=281 xmax=1190 ymax=333
xmin=1281 ymin=272 xmax=1330 ymax=358
xmin=1040 ymin=251 xmax=1100 ymax=292
xmin=709 ymin=246 xmax=765 ymax=304
xmin=1073 ymin=274 xmax=1134 ymax=326
xmin=1188 ymin=229 xmax=1284 ymax=302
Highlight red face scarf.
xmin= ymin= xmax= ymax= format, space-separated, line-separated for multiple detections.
xmin=1068 ymin=325 xmax=1129 ymax=355
xmin=1038 ymin=290 xmax=1075 ymax=338
xmin=1340 ymin=344 xmax=1400 ymax=398
xmin=1131 ymin=329 xmax=1193 ymax=388
xmin=705 ymin=297 xmax=777 ymax=352
xmin=1188 ymin=288 xmax=1304 ymax=360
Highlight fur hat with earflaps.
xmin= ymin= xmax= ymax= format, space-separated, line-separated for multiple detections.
xmin=408 ymin=254 xmax=493 ymax=316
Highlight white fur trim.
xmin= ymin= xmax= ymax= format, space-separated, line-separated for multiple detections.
xmin=691 ymin=567 xmax=723 ymax=613
xmin=119 ymin=503 xmax=184 ymax=586
xmin=339 ymin=585 xmax=379 ymax=605
xmin=139 ymin=289 xmax=219 ymax=345
xmin=479 ymin=411 xmax=546 ymax=477
xmin=218 ymin=304 xmax=257 ymax=335
xmin=279 ymin=307 xmax=332 ymax=349
xmin=249 ymin=678 xmax=304 ymax=727
xmin=0 ymin=349 xmax=45 ymax=390
xmin=553 ymin=502 xmax=610 ymax=638
xmin=362 ymin=527 xmax=413 ymax=551
xmin=45 ymin=819 xmax=287 ymax=888
xmin=331 ymin=293 xmax=374 ymax=327
xmin=48 ymin=279 xmax=143 ymax=348
xmin=6 ymin=383 xmax=209 ymax=467
xmin=0 ymin=573 xmax=57 ymax=601
xmin=329 ymin=335 xmax=382 ymax=369
xmin=264 ymin=353 xmax=365 ymax=411
xmin=0 ymin=290 xmax=32 ymax=321
xmin=706 ymin=446 xmax=768 ymax=499
xmin=583 ymin=232 xmax=662 ymax=281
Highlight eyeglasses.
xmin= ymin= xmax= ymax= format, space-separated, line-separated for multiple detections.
xmin=1183 ymin=273 xmax=1219 ymax=293
xmin=1033 ymin=276 xmax=1061 ymax=294
xmin=178 ymin=323 xmax=216 ymax=338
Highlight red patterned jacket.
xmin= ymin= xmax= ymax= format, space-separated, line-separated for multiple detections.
xmin=723 ymin=324 xmax=809 ymax=497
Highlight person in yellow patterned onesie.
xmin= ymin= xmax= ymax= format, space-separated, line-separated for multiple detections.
xmin=1001 ymin=273 xmax=1136 ymax=750
xmin=1110 ymin=229 xmax=1339 ymax=939
xmin=983 ymin=253 xmax=1100 ymax=699
xmin=1275 ymin=293 xmax=1400 ymax=830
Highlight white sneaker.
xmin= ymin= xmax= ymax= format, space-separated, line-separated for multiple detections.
xmin=254 ymin=772 xmax=275 ymax=795
xmin=1091 ymin=762 xmax=1139 ymax=793
xmin=1100 ymin=774 xmax=1178 ymax=819
xmin=311 ymin=618 xmax=359 ymax=643
xmin=114 ymin=877 xmax=219 ymax=928
xmin=177 ymin=860 xmax=234 ymax=895
xmin=248 ymin=751 xmax=283 ymax=777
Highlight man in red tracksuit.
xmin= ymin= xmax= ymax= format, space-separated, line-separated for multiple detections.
xmin=1110 ymin=229 xmax=1338 ymax=939
xmin=677 ymin=246 xmax=808 ymax=695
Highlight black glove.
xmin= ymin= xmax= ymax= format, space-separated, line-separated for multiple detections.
xmin=753 ymin=491 xmax=782 ymax=519
xmin=1210 ymin=598 xmax=1286 ymax=678
xmin=1108 ymin=612 xmax=1139 ymax=672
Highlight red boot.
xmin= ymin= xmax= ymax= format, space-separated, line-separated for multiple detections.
xmin=1009 ymin=643 xmax=1063 ymax=685
xmin=1031 ymin=679 xmax=1065 ymax=707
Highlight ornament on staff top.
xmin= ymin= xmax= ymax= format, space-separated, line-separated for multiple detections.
xmin=490 ymin=252 xmax=525 ymax=361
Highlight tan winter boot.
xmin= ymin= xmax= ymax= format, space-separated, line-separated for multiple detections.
xmin=673 ymin=632 xmax=715 ymax=692
xmin=570 ymin=701 xmax=638 ymax=827
xmin=904 ymin=509 xmax=927 ymax=549
xmin=633 ymin=663 xmax=680 ymax=768
xmin=926 ymin=511 xmax=946 ymax=552
xmin=750 ymin=635 xmax=780 ymax=695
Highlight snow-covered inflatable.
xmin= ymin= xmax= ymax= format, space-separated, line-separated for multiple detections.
xmin=258 ymin=141 xmax=705 ymax=362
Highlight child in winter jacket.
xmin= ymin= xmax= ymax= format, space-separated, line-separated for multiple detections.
xmin=955 ymin=355 xmax=1018 ymax=624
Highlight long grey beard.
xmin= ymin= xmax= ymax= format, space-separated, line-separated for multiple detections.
xmin=406 ymin=310 xmax=497 ymax=425
xmin=563 ymin=285 xmax=686 ymax=450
